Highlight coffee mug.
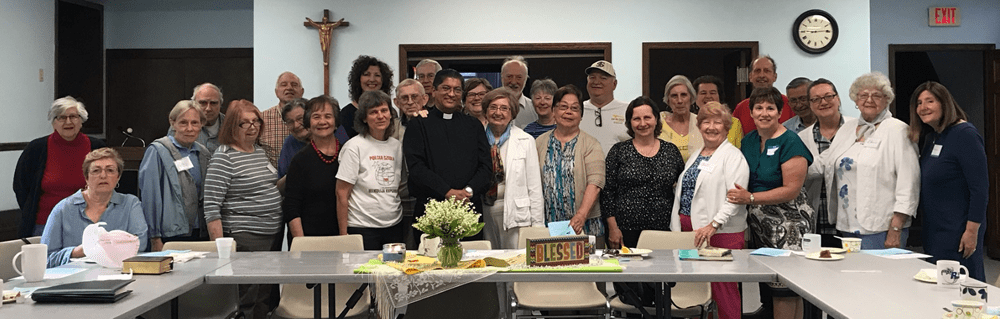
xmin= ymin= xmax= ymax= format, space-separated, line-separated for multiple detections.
xmin=420 ymin=236 xmax=440 ymax=257
xmin=952 ymin=300 xmax=984 ymax=319
xmin=802 ymin=233 xmax=821 ymax=253
xmin=938 ymin=260 xmax=970 ymax=286
xmin=840 ymin=237 xmax=862 ymax=253
xmin=961 ymin=281 xmax=988 ymax=303
xmin=12 ymin=243 xmax=47 ymax=282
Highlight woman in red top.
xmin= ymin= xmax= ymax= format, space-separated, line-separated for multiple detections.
xmin=14 ymin=96 xmax=105 ymax=237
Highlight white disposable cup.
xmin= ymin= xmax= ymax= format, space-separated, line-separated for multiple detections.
xmin=938 ymin=260 xmax=970 ymax=286
xmin=0 ymin=278 xmax=4 ymax=308
xmin=422 ymin=236 xmax=440 ymax=257
xmin=840 ymin=237 xmax=862 ymax=253
xmin=802 ymin=233 xmax=821 ymax=253
xmin=216 ymin=237 xmax=235 ymax=259
xmin=12 ymin=243 xmax=46 ymax=282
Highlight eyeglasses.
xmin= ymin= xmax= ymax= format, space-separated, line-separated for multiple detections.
xmin=283 ymin=116 xmax=303 ymax=126
xmin=467 ymin=91 xmax=487 ymax=99
xmin=487 ymin=105 xmax=511 ymax=113
xmin=438 ymin=86 xmax=463 ymax=95
xmin=594 ymin=108 xmax=602 ymax=127
xmin=55 ymin=114 xmax=82 ymax=123
xmin=398 ymin=94 xmax=422 ymax=103
xmin=789 ymin=96 xmax=810 ymax=105
xmin=88 ymin=167 xmax=119 ymax=176
xmin=857 ymin=93 xmax=885 ymax=102
xmin=239 ymin=119 xmax=263 ymax=129
xmin=809 ymin=94 xmax=838 ymax=104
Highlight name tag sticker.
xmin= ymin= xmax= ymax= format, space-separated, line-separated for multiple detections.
xmin=766 ymin=145 xmax=779 ymax=156
xmin=266 ymin=163 xmax=278 ymax=174
xmin=174 ymin=157 xmax=194 ymax=172
xmin=697 ymin=161 xmax=714 ymax=173
xmin=931 ymin=144 xmax=943 ymax=157
xmin=864 ymin=138 xmax=881 ymax=148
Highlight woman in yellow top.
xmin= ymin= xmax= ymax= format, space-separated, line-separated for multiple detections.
xmin=659 ymin=75 xmax=702 ymax=161
xmin=692 ymin=75 xmax=743 ymax=148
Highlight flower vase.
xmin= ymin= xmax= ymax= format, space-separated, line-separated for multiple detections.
xmin=437 ymin=239 xmax=463 ymax=267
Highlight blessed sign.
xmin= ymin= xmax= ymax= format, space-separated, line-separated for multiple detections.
xmin=526 ymin=235 xmax=592 ymax=267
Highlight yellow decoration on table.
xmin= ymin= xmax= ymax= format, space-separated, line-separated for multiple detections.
xmin=621 ymin=246 xmax=631 ymax=254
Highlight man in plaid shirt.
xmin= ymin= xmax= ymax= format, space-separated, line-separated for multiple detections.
xmin=260 ymin=72 xmax=304 ymax=167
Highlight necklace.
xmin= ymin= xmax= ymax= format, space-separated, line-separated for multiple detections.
xmin=311 ymin=140 xmax=339 ymax=164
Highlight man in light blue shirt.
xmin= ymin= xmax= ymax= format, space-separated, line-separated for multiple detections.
xmin=783 ymin=77 xmax=815 ymax=133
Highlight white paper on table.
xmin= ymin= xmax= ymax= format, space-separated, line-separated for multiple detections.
xmin=12 ymin=267 xmax=87 ymax=280
xmin=98 ymin=269 xmax=133 ymax=280
xmin=882 ymin=253 xmax=932 ymax=259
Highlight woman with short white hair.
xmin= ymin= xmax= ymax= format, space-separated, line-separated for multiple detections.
xmin=14 ymin=96 xmax=106 ymax=237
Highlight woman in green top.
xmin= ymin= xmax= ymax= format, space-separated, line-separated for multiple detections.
xmin=727 ymin=87 xmax=813 ymax=319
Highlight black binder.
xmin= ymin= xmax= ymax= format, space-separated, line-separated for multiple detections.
xmin=31 ymin=279 xmax=134 ymax=303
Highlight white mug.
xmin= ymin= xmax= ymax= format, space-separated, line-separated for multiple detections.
xmin=421 ymin=236 xmax=440 ymax=257
xmin=937 ymin=260 xmax=970 ymax=286
xmin=961 ymin=281 xmax=988 ymax=303
xmin=802 ymin=233 xmax=821 ymax=253
xmin=12 ymin=243 xmax=47 ymax=282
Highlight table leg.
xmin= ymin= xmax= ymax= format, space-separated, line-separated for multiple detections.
xmin=314 ymin=284 xmax=322 ymax=319
xmin=171 ymin=297 xmax=179 ymax=319
xmin=652 ymin=282 xmax=673 ymax=319
xmin=328 ymin=283 xmax=335 ymax=319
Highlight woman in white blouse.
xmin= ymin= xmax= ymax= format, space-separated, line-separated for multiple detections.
xmin=821 ymin=72 xmax=919 ymax=249
xmin=481 ymin=88 xmax=545 ymax=249
xmin=670 ymin=102 xmax=749 ymax=319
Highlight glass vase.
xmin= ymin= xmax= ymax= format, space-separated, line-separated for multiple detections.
xmin=437 ymin=239 xmax=463 ymax=268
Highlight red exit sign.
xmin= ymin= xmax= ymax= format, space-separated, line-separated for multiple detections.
xmin=928 ymin=7 xmax=961 ymax=26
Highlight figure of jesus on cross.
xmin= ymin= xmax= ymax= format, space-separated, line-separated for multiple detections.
xmin=304 ymin=10 xmax=349 ymax=95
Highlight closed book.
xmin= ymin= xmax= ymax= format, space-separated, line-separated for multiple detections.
xmin=122 ymin=256 xmax=173 ymax=274
xmin=32 ymin=279 xmax=134 ymax=303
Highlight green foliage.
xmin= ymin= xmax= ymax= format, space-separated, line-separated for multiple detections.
xmin=412 ymin=197 xmax=485 ymax=240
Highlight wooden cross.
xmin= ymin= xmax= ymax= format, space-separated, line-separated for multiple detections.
xmin=304 ymin=10 xmax=349 ymax=95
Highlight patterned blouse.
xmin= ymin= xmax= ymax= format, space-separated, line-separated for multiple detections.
xmin=678 ymin=155 xmax=711 ymax=216
xmin=600 ymin=139 xmax=684 ymax=231
xmin=542 ymin=133 xmax=605 ymax=236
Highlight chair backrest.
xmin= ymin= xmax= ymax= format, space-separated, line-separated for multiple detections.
xmin=25 ymin=236 xmax=41 ymax=244
xmin=461 ymin=240 xmax=491 ymax=250
xmin=162 ymin=240 xmax=236 ymax=253
xmin=517 ymin=227 xmax=550 ymax=249
xmin=289 ymin=235 xmax=364 ymax=252
xmin=995 ymin=274 xmax=1000 ymax=288
xmin=0 ymin=238 xmax=27 ymax=281
xmin=636 ymin=230 xmax=696 ymax=250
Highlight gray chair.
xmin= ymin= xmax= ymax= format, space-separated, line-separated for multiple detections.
xmin=1 ymin=237 xmax=29 ymax=281
xmin=609 ymin=230 xmax=716 ymax=319
xmin=511 ymin=227 xmax=610 ymax=319
xmin=140 ymin=240 xmax=241 ymax=319
xmin=404 ymin=240 xmax=502 ymax=319
xmin=273 ymin=235 xmax=369 ymax=319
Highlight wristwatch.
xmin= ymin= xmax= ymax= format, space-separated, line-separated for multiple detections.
xmin=464 ymin=186 xmax=474 ymax=196
xmin=890 ymin=226 xmax=901 ymax=232
xmin=710 ymin=221 xmax=721 ymax=229
xmin=749 ymin=193 xmax=755 ymax=204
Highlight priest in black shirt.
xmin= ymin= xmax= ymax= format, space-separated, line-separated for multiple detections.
xmin=403 ymin=69 xmax=492 ymax=242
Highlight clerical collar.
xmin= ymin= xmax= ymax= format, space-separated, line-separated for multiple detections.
xmin=443 ymin=113 xmax=453 ymax=120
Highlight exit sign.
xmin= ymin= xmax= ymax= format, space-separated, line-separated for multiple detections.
xmin=929 ymin=7 xmax=961 ymax=26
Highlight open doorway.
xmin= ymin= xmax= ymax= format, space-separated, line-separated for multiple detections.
xmin=399 ymin=43 xmax=611 ymax=100
xmin=642 ymin=42 xmax=758 ymax=113
xmin=889 ymin=44 xmax=1000 ymax=256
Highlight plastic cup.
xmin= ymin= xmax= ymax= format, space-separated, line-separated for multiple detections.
xmin=216 ymin=237 xmax=235 ymax=259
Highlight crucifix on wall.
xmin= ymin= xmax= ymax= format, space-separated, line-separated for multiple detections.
xmin=304 ymin=10 xmax=349 ymax=95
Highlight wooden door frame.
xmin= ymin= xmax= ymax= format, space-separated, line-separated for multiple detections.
xmin=398 ymin=42 xmax=612 ymax=81
xmin=641 ymin=41 xmax=758 ymax=97
xmin=889 ymin=43 xmax=1000 ymax=258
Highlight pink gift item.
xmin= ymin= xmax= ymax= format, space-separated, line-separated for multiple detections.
xmin=82 ymin=222 xmax=140 ymax=268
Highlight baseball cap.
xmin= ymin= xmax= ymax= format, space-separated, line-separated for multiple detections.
xmin=585 ymin=60 xmax=616 ymax=77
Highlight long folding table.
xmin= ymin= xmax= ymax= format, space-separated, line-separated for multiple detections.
xmin=203 ymin=249 xmax=777 ymax=319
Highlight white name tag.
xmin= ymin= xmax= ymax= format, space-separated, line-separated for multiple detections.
xmin=766 ymin=145 xmax=779 ymax=156
xmin=931 ymin=144 xmax=943 ymax=157
xmin=266 ymin=163 xmax=278 ymax=174
xmin=174 ymin=157 xmax=194 ymax=172
xmin=863 ymin=138 xmax=881 ymax=148
xmin=697 ymin=161 xmax=714 ymax=173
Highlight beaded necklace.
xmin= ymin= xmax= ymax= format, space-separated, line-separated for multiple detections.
xmin=311 ymin=139 xmax=339 ymax=164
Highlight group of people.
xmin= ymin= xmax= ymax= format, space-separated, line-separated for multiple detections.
xmin=12 ymin=53 xmax=987 ymax=319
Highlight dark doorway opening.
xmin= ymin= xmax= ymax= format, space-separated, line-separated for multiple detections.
xmin=399 ymin=43 xmax=611 ymax=100
xmin=889 ymin=44 xmax=1000 ymax=254
xmin=643 ymin=42 xmax=758 ymax=113
xmin=57 ymin=0 xmax=104 ymax=135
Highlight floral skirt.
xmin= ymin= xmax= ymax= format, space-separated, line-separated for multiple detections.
xmin=747 ymin=190 xmax=813 ymax=250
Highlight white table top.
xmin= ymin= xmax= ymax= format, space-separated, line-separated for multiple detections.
xmin=752 ymin=253 xmax=998 ymax=319
xmin=3 ymin=254 xmax=233 ymax=319
xmin=203 ymin=249 xmax=777 ymax=284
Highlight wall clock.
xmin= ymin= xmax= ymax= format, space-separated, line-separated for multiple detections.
xmin=793 ymin=9 xmax=839 ymax=54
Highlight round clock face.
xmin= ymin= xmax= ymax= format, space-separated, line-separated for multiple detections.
xmin=793 ymin=10 xmax=839 ymax=54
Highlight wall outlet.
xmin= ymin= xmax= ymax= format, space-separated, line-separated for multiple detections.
xmin=39 ymin=69 xmax=43 ymax=82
